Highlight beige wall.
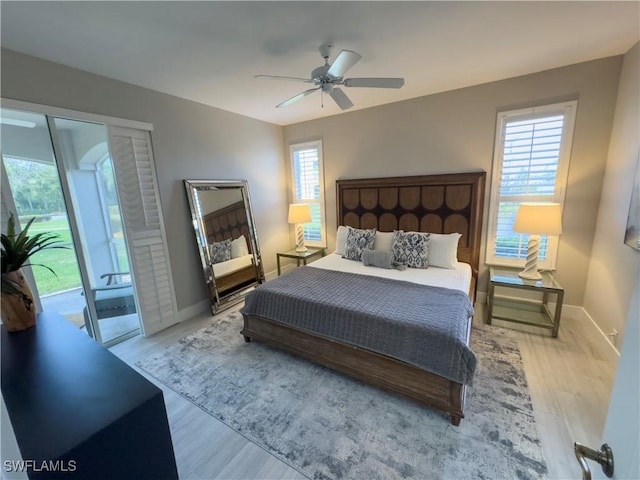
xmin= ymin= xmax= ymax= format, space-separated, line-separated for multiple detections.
xmin=283 ymin=56 xmax=623 ymax=306
xmin=1 ymin=49 xmax=289 ymax=315
xmin=2 ymin=47 xmax=632 ymax=323
xmin=583 ymin=43 xmax=640 ymax=348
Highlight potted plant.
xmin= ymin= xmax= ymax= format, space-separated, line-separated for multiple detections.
xmin=1 ymin=214 xmax=65 ymax=332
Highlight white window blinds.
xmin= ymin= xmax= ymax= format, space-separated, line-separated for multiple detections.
xmin=291 ymin=140 xmax=325 ymax=246
xmin=486 ymin=101 xmax=576 ymax=268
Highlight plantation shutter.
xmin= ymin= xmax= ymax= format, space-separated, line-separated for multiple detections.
xmin=107 ymin=126 xmax=178 ymax=336
xmin=486 ymin=101 xmax=576 ymax=268
xmin=291 ymin=141 xmax=325 ymax=246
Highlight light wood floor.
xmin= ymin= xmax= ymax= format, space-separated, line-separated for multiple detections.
xmin=110 ymin=303 xmax=617 ymax=480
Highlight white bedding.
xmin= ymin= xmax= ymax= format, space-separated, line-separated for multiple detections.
xmin=212 ymin=254 xmax=253 ymax=277
xmin=308 ymin=252 xmax=471 ymax=294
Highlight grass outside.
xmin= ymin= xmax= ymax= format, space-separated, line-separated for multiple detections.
xmin=27 ymin=218 xmax=81 ymax=296
xmin=20 ymin=217 xmax=129 ymax=296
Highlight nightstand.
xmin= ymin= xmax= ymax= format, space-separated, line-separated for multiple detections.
xmin=487 ymin=267 xmax=564 ymax=338
xmin=276 ymin=247 xmax=325 ymax=276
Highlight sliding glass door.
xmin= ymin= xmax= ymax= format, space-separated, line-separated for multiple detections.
xmin=1 ymin=108 xmax=140 ymax=345
xmin=1 ymin=110 xmax=84 ymax=326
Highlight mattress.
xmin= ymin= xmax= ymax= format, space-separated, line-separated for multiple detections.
xmin=212 ymin=254 xmax=253 ymax=278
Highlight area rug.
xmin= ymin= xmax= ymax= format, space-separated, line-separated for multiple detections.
xmin=138 ymin=310 xmax=548 ymax=480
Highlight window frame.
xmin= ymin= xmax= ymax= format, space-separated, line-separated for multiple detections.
xmin=485 ymin=100 xmax=577 ymax=270
xmin=290 ymin=139 xmax=326 ymax=248
xmin=96 ymin=156 xmax=129 ymax=274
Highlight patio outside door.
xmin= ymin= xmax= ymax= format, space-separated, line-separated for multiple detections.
xmin=1 ymin=108 xmax=140 ymax=346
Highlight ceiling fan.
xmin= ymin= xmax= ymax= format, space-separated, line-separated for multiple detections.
xmin=255 ymin=44 xmax=405 ymax=110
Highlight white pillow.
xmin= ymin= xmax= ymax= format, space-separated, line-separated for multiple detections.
xmin=428 ymin=233 xmax=461 ymax=269
xmin=373 ymin=231 xmax=394 ymax=251
xmin=335 ymin=225 xmax=348 ymax=255
xmin=231 ymin=235 xmax=249 ymax=258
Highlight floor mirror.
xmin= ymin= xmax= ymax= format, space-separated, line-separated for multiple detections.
xmin=184 ymin=179 xmax=265 ymax=313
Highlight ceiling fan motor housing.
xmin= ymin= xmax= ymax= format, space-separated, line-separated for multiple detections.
xmin=311 ymin=65 xmax=332 ymax=85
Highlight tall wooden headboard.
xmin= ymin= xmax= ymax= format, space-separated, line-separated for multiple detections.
xmin=336 ymin=172 xmax=486 ymax=279
xmin=203 ymin=201 xmax=252 ymax=252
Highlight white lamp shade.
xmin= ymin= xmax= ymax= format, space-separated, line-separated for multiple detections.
xmin=288 ymin=203 xmax=312 ymax=224
xmin=513 ymin=203 xmax=563 ymax=235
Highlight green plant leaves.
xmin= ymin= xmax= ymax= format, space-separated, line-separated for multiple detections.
xmin=1 ymin=213 xmax=68 ymax=276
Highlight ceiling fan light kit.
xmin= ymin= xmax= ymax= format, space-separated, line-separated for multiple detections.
xmin=256 ymin=44 xmax=405 ymax=111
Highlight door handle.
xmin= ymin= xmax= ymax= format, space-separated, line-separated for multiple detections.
xmin=574 ymin=442 xmax=614 ymax=480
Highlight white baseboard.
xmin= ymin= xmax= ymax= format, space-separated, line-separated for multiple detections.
xmin=178 ymin=267 xmax=290 ymax=323
xmin=265 ymin=264 xmax=296 ymax=281
xmin=579 ymin=306 xmax=621 ymax=362
xmin=480 ymin=289 xmax=619 ymax=360
xmin=560 ymin=304 xmax=582 ymax=321
xmin=265 ymin=268 xmax=278 ymax=282
xmin=177 ymin=299 xmax=210 ymax=323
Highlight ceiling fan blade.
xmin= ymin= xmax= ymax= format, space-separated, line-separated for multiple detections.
xmin=327 ymin=50 xmax=362 ymax=78
xmin=329 ymin=88 xmax=354 ymax=110
xmin=255 ymin=74 xmax=312 ymax=83
xmin=343 ymin=78 xmax=405 ymax=88
xmin=276 ymin=88 xmax=319 ymax=108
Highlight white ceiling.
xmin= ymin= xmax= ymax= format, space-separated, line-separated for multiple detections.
xmin=1 ymin=1 xmax=638 ymax=126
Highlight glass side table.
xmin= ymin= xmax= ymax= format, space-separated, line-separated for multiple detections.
xmin=487 ymin=267 xmax=564 ymax=338
xmin=276 ymin=247 xmax=325 ymax=276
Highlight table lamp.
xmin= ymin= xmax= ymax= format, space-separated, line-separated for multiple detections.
xmin=513 ymin=203 xmax=563 ymax=280
xmin=288 ymin=203 xmax=312 ymax=252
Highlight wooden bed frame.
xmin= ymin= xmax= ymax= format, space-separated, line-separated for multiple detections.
xmin=242 ymin=172 xmax=486 ymax=425
xmin=204 ymin=201 xmax=256 ymax=295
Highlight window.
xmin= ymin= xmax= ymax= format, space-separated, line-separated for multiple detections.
xmin=290 ymin=140 xmax=325 ymax=247
xmin=486 ymin=101 xmax=577 ymax=269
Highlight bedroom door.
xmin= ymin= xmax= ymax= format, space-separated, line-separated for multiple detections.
xmin=588 ymin=273 xmax=639 ymax=479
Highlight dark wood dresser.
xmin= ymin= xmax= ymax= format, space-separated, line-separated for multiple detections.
xmin=1 ymin=312 xmax=178 ymax=479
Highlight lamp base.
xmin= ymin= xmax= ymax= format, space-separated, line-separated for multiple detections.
xmin=294 ymin=223 xmax=307 ymax=252
xmin=518 ymin=270 xmax=542 ymax=281
xmin=519 ymin=234 xmax=542 ymax=280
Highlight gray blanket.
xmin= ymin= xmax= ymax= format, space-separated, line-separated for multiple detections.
xmin=241 ymin=266 xmax=477 ymax=385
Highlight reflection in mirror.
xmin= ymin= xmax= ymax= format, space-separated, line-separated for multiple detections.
xmin=184 ymin=180 xmax=265 ymax=313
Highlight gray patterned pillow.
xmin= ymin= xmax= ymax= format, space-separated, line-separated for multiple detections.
xmin=392 ymin=231 xmax=431 ymax=268
xmin=343 ymin=226 xmax=376 ymax=261
xmin=210 ymin=238 xmax=232 ymax=264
